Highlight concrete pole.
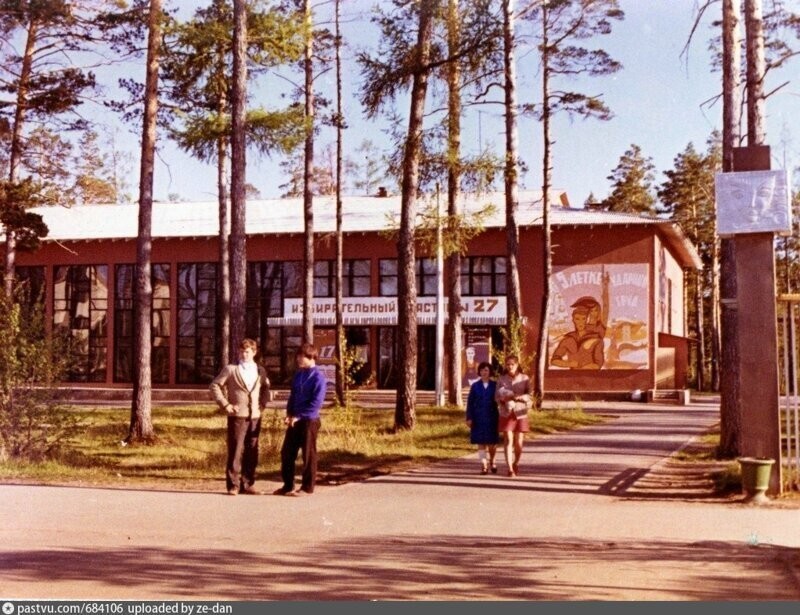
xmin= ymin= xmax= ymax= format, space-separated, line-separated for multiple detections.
xmin=732 ymin=145 xmax=783 ymax=496
xmin=435 ymin=191 xmax=446 ymax=407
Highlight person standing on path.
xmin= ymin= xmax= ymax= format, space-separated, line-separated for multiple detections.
xmin=495 ymin=355 xmax=532 ymax=477
xmin=273 ymin=343 xmax=327 ymax=497
xmin=210 ymin=338 xmax=272 ymax=495
xmin=465 ymin=361 xmax=500 ymax=474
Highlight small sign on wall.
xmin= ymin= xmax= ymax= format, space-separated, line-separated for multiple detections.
xmin=715 ymin=169 xmax=792 ymax=237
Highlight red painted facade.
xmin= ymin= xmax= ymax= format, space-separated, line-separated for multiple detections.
xmin=14 ymin=212 xmax=697 ymax=398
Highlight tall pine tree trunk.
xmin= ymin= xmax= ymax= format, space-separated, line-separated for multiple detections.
xmin=229 ymin=0 xmax=248 ymax=361
xmin=215 ymin=36 xmax=231 ymax=371
xmin=446 ymin=0 xmax=464 ymax=408
xmin=711 ymin=238 xmax=721 ymax=391
xmin=744 ymin=0 xmax=766 ymax=145
xmin=334 ymin=0 xmax=345 ymax=406
xmin=503 ymin=0 xmax=522 ymax=325
xmin=128 ymin=0 xmax=162 ymax=443
xmin=694 ymin=270 xmax=705 ymax=391
xmin=4 ymin=17 xmax=37 ymax=298
xmin=719 ymin=0 xmax=742 ymax=456
xmin=395 ymin=0 xmax=435 ymax=431
xmin=217 ymin=135 xmax=231 ymax=371
xmin=302 ymin=0 xmax=315 ymax=346
xmin=535 ymin=0 xmax=552 ymax=405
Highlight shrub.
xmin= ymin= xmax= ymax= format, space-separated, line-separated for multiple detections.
xmin=0 ymin=292 xmax=78 ymax=461
xmin=491 ymin=313 xmax=535 ymax=375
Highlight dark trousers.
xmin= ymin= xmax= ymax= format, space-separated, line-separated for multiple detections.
xmin=280 ymin=418 xmax=320 ymax=493
xmin=226 ymin=416 xmax=262 ymax=491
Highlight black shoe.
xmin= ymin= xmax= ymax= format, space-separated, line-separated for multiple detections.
xmin=272 ymin=487 xmax=292 ymax=496
xmin=490 ymin=465 xmax=498 ymax=474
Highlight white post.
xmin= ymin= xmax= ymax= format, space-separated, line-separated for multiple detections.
xmin=435 ymin=188 xmax=446 ymax=407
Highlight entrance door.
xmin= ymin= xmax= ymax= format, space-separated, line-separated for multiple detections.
xmin=417 ymin=325 xmax=436 ymax=390
xmin=378 ymin=326 xmax=437 ymax=391
xmin=378 ymin=327 xmax=397 ymax=389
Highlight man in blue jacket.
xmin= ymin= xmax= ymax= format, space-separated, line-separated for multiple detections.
xmin=273 ymin=343 xmax=327 ymax=496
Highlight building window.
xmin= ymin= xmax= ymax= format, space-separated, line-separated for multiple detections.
xmin=460 ymin=256 xmax=507 ymax=296
xmin=314 ymin=259 xmax=372 ymax=297
xmin=417 ymin=258 xmax=437 ymax=297
xmin=247 ymin=261 xmax=286 ymax=380
xmin=15 ymin=265 xmax=45 ymax=310
xmin=282 ymin=260 xmax=303 ymax=298
xmin=345 ymin=259 xmax=371 ymax=296
xmin=53 ymin=265 xmax=109 ymax=382
xmin=177 ymin=263 xmax=218 ymax=384
xmin=379 ymin=259 xmax=397 ymax=296
xmin=114 ymin=264 xmax=171 ymax=383
xmin=314 ymin=260 xmax=333 ymax=297
xmin=379 ymin=258 xmax=437 ymax=297
xmin=667 ymin=279 xmax=673 ymax=334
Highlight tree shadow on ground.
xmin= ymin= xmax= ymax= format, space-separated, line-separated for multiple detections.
xmin=3 ymin=536 xmax=798 ymax=600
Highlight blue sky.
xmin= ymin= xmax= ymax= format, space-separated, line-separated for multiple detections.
xmin=103 ymin=0 xmax=800 ymax=205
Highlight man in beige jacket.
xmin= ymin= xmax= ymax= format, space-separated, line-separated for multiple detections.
xmin=210 ymin=338 xmax=272 ymax=495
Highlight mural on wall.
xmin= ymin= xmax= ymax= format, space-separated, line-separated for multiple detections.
xmin=549 ymin=264 xmax=650 ymax=370
xmin=462 ymin=327 xmax=491 ymax=386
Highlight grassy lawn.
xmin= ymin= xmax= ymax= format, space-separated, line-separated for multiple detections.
xmin=0 ymin=402 xmax=604 ymax=492
xmin=671 ymin=429 xmax=800 ymax=500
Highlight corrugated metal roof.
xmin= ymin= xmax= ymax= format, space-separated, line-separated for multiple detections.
xmin=27 ymin=190 xmax=702 ymax=268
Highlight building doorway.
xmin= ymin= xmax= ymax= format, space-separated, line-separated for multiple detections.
xmin=377 ymin=325 xmax=437 ymax=391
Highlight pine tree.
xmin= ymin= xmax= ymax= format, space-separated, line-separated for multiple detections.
xmin=159 ymin=0 xmax=303 ymax=366
xmin=229 ymin=0 xmax=248 ymax=360
xmin=358 ymin=0 xmax=500 ymax=425
xmin=128 ymin=0 xmax=162 ymax=444
xmin=0 ymin=0 xmax=103 ymax=295
xmin=658 ymin=138 xmax=721 ymax=391
xmin=348 ymin=140 xmax=387 ymax=196
xmin=333 ymin=0 xmax=345 ymax=406
xmin=71 ymin=130 xmax=119 ymax=204
xmin=600 ymin=144 xmax=657 ymax=214
xmin=358 ymin=0 xmax=440 ymax=430
xmin=719 ymin=0 xmax=742 ymax=458
xmin=298 ymin=0 xmax=316 ymax=345
xmin=522 ymin=0 xmax=624 ymax=401
xmin=503 ymin=0 xmax=523 ymax=329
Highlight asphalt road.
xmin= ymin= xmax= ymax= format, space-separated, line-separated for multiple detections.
xmin=2 ymin=399 xmax=799 ymax=601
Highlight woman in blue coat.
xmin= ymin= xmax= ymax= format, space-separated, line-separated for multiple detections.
xmin=465 ymin=361 xmax=500 ymax=474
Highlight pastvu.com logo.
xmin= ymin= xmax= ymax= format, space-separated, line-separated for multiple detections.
xmin=2 ymin=602 xmax=15 ymax=614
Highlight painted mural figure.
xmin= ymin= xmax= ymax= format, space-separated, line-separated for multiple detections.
xmin=550 ymin=298 xmax=605 ymax=370
xmin=462 ymin=345 xmax=480 ymax=386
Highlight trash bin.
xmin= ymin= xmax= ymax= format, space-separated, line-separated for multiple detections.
xmin=738 ymin=457 xmax=775 ymax=504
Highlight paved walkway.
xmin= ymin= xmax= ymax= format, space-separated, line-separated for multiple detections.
xmin=2 ymin=399 xmax=799 ymax=601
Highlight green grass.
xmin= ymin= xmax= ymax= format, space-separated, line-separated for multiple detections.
xmin=668 ymin=429 xmax=800 ymax=499
xmin=0 ymin=402 xmax=604 ymax=490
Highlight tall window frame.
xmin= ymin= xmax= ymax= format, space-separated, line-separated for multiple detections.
xmin=177 ymin=262 xmax=218 ymax=384
xmin=114 ymin=263 xmax=171 ymax=383
xmin=53 ymin=264 xmax=109 ymax=382
xmin=15 ymin=265 xmax=45 ymax=311
xmin=247 ymin=261 xmax=288 ymax=382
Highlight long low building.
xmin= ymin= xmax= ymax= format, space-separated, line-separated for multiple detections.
xmin=12 ymin=190 xmax=702 ymax=399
